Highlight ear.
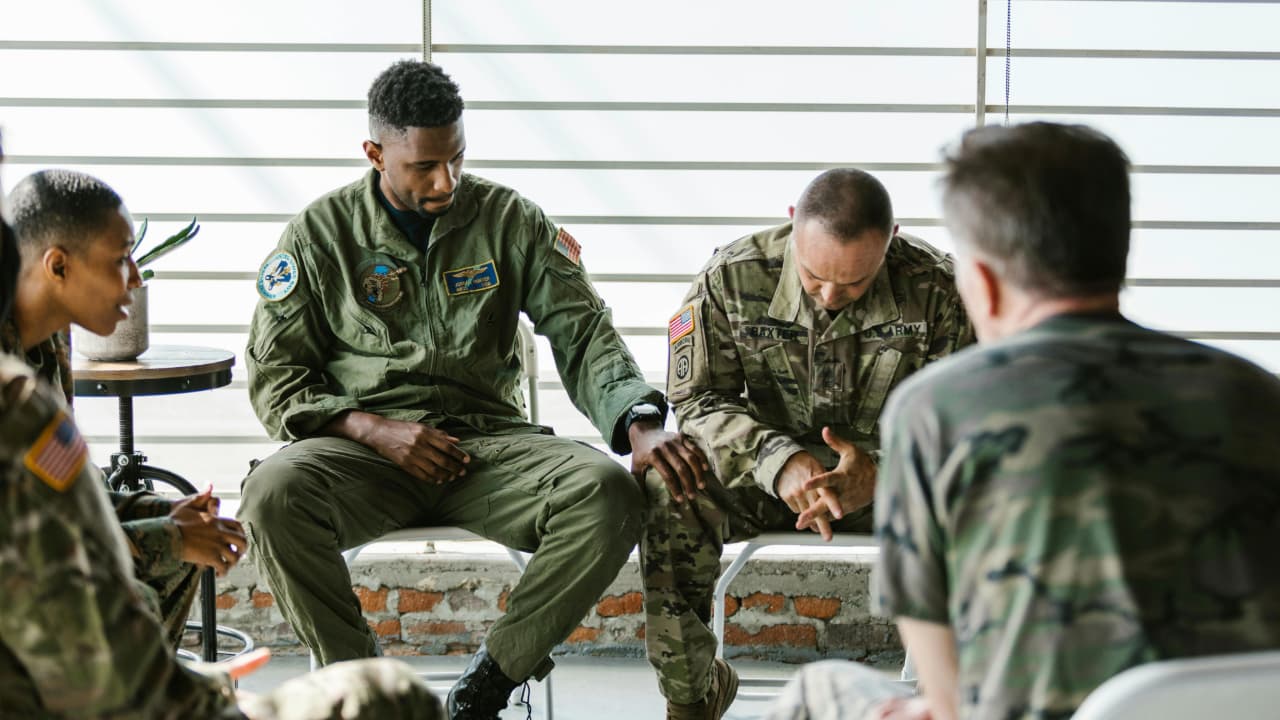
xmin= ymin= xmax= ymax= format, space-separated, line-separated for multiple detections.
xmin=362 ymin=140 xmax=384 ymax=171
xmin=787 ymin=205 xmax=795 ymax=220
xmin=972 ymin=257 xmax=1002 ymax=320
xmin=891 ymin=222 xmax=900 ymax=238
xmin=42 ymin=246 xmax=70 ymax=283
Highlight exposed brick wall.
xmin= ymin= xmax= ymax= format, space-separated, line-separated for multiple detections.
xmin=211 ymin=551 xmax=902 ymax=665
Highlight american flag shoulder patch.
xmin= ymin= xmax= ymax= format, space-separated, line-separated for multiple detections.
xmin=553 ymin=227 xmax=581 ymax=265
xmin=24 ymin=412 xmax=88 ymax=492
xmin=669 ymin=305 xmax=696 ymax=345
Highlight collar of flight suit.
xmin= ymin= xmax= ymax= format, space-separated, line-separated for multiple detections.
xmin=355 ymin=169 xmax=480 ymax=260
xmin=767 ymin=232 xmax=903 ymax=336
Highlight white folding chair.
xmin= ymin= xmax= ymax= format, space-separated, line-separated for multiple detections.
xmin=308 ymin=323 xmax=554 ymax=717
xmin=1070 ymin=650 xmax=1280 ymax=720
xmin=712 ymin=532 xmax=894 ymax=700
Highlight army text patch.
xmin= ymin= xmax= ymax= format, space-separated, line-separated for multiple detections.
xmin=257 ymin=251 xmax=299 ymax=302
xmin=358 ymin=260 xmax=409 ymax=310
xmin=553 ymin=227 xmax=581 ymax=265
xmin=669 ymin=305 xmax=696 ymax=345
xmin=444 ymin=260 xmax=500 ymax=296
xmin=24 ymin=412 xmax=88 ymax=492
xmin=859 ymin=321 xmax=928 ymax=341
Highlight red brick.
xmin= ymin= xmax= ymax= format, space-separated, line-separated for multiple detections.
xmin=409 ymin=621 xmax=468 ymax=636
xmin=215 ymin=593 xmax=237 ymax=610
xmin=355 ymin=586 xmax=388 ymax=613
xmin=250 ymin=590 xmax=274 ymax=609
xmin=725 ymin=623 xmax=817 ymax=648
xmin=497 ymin=588 xmax=510 ymax=613
xmin=370 ymin=619 xmax=401 ymax=638
xmin=741 ymin=592 xmax=785 ymax=613
xmin=398 ymin=589 xmax=444 ymax=614
xmin=566 ymin=626 xmax=600 ymax=643
xmin=724 ymin=595 xmax=740 ymax=617
xmin=794 ymin=596 xmax=842 ymax=620
xmin=597 ymin=592 xmax=643 ymax=617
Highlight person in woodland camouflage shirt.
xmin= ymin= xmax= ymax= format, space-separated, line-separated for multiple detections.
xmin=646 ymin=169 xmax=973 ymax=720
xmin=3 ymin=168 xmax=247 ymax=646
xmin=766 ymin=123 xmax=1280 ymax=720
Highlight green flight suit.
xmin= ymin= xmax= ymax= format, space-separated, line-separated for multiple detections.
xmin=240 ymin=170 xmax=663 ymax=680
xmin=643 ymin=225 xmax=973 ymax=703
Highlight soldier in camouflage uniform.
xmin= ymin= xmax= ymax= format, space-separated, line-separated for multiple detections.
xmin=238 ymin=60 xmax=707 ymax=719
xmin=646 ymin=169 xmax=973 ymax=719
xmin=0 ymin=139 xmax=440 ymax=720
xmin=5 ymin=168 xmax=247 ymax=646
xmin=768 ymin=123 xmax=1280 ymax=720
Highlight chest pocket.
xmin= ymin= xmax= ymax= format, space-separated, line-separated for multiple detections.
xmin=759 ymin=343 xmax=810 ymax=426
xmin=854 ymin=346 xmax=902 ymax=435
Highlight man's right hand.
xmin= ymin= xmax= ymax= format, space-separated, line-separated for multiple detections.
xmin=326 ymin=411 xmax=470 ymax=484
xmin=774 ymin=451 xmax=837 ymax=541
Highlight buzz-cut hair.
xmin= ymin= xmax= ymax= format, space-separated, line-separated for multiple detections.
xmin=794 ymin=168 xmax=895 ymax=243
xmin=367 ymin=60 xmax=464 ymax=142
xmin=8 ymin=169 xmax=124 ymax=264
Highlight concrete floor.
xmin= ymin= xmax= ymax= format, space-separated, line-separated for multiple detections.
xmin=238 ymin=654 xmax=800 ymax=720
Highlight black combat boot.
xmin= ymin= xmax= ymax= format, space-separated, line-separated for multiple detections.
xmin=447 ymin=645 xmax=520 ymax=719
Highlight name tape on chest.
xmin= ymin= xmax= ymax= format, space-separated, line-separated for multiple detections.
xmin=739 ymin=324 xmax=809 ymax=343
xmin=358 ymin=261 xmax=409 ymax=310
xmin=24 ymin=412 xmax=88 ymax=492
xmin=553 ymin=227 xmax=581 ymax=265
xmin=257 ymin=251 xmax=299 ymax=302
xmin=443 ymin=260 xmax=501 ymax=296
xmin=669 ymin=305 xmax=696 ymax=345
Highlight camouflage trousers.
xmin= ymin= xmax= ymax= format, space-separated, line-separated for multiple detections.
xmin=236 ymin=658 xmax=441 ymax=720
xmin=640 ymin=470 xmax=873 ymax=704
xmin=763 ymin=660 xmax=914 ymax=720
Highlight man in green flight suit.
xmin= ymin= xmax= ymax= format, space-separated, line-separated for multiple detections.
xmin=644 ymin=169 xmax=973 ymax=719
xmin=0 ymin=130 xmax=441 ymax=720
xmin=4 ymin=168 xmax=248 ymax=647
xmin=238 ymin=60 xmax=708 ymax=719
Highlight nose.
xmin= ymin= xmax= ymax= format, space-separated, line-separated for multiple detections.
xmin=125 ymin=258 xmax=142 ymax=290
xmin=431 ymin=165 xmax=457 ymax=196
xmin=819 ymin=284 xmax=841 ymax=308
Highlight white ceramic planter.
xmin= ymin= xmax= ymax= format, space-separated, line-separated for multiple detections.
xmin=74 ymin=284 xmax=150 ymax=361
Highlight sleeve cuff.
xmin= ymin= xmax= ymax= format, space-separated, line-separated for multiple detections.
xmin=752 ymin=435 xmax=807 ymax=498
xmin=280 ymin=399 xmax=362 ymax=440
xmin=124 ymin=517 xmax=186 ymax=578
xmin=607 ymin=389 xmax=667 ymax=454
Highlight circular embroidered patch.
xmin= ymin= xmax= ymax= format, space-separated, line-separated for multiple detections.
xmin=675 ymin=353 xmax=691 ymax=381
xmin=257 ymin=251 xmax=299 ymax=302
xmin=357 ymin=260 xmax=409 ymax=311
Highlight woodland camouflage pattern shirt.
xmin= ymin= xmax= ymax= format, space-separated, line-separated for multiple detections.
xmin=874 ymin=312 xmax=1280 ymax=720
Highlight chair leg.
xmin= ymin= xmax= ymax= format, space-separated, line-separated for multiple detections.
xmin=543 ymin=673 xmax=554 ymax=720
xmin=713 ymin=544 xmax=763 ymax=660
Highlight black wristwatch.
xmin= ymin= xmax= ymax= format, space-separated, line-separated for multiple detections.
xmin=623 ymin=402 xmax=665 ymax=433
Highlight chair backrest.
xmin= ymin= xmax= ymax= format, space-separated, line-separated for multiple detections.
xmin=516 ymin=320 xmax=540 ymax=424
xmin=1070 ymin=650 xmax=1280 ymax=720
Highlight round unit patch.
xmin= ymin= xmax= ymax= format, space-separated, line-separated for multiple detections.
xmin=358 ymin=260 xmax=409 ymax=311
xmin=257 ymin=251 xmax=299 ymax=302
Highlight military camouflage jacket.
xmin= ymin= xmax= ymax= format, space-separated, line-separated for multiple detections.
xmin=247 ymin=170 xmax=661 ymax=452
xmin=0 ymin=317 xmax=183 ymax=578
xmin=0 ymin=355 xmax=243 ymax=719
xmin=874 ymin=313 xmax=1280 ymax=720
xmin=668 ymin=224 xmax=971 ymax=496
